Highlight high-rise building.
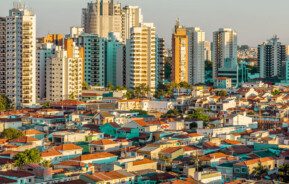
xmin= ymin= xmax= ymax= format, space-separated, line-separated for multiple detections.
xmin=172 ymin=20 xmax=189 ymax=84
xmin=156 ymin=37 xmax=166 ymax=86
xmin=77 ymin=34 xmax=106 ymax=86
xmin=258 ymin=35 xmax=286 ymax=79
xmin=127 ymin=23 xmax=156 ymax=92
xmin=40 ymin=34 xmax=63 ymax=46
xmin=82 ymin=0 xmax=122 ymax=39
xmin=121 ymin=6 xmax=143 ymax=43
xmin=6 ymin=3 xmax=37 ymax=107
xmin=187 ymin=27 xmax=205 ymax=84
xmin=46 ymin=47 xmax=83 ymax=101
xmin=204 ymin=41 xmax=212 ymax=61
xmin=70 ymin=27 xmax=84 ymax=38
xmin=36 ymin=43 xmax=55 ymax=101
xmin=212 ymin=28 xmax=237 ymax=81
xmin=105 ymin=33 xmax=125 ymax=87
xmin=0 ymin=17 xmax=6 ymax=95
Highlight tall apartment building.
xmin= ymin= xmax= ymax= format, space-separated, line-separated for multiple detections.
xmin=77 ymin=34 xmax=106 ymax=86
xmin=40 ymin=34 xmax=63 ymax=46
xmin=0 ymin=17 xmax=6 ymax=95
xmin=126 ymin=23 xmax=156 ymax=92
xmin=156 ymin=37 xmax=166 ymax=86
xmin=6 ymin=3 xmax=37 ymax=107
xmin=172 ymin=20 xmax=189 ymax=83
xmin=121 ymin=6 xmax=143 ymax=43
xmin=36 ymin=43 xmax=54 ymax=101
xmin=204 ymin=41 xmax=212 ymax=61
xmin=258 ymin=35 xmax=286 ymax=79
xmin=187 ymin=27 xmax=205 ymax=84
xmin=82 ymin=0 xmax=122 ymax=39
xmin=212 ymin=28 xmax=238 ymax=81
xmin=105 ymin=33 xmax=125 ymax=87
xmin=46 ymin=47 xmax=82 ymax=101
xmin=70 ymin=27 xmax=84 ymax=38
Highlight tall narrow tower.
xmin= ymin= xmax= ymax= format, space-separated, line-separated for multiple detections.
xmin=212 ymin=28 xmax=237 ymax=80
xmin=172 ymin=19 xmax=189 ymax=83
xmin=6 ymin=2 xmax=37 ymax=107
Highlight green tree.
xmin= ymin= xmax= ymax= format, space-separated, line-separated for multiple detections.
xmin=42 ymin=101 xmax=50 ymax=108
xmin=82 ymin=82 xmax=90 ymax=90
xmin=134 ymin=84 xmax=150 ymax=98
xmin=272 ymin=89 xmax=281 ymax=96
xmin=161 ymin=109 xmax=181 ymax=118
xmin=179 ymin=81 xmax=191 ymax=89
xmin=125 ymin=90 xmax=135 ymax=99
xmin=279 ymin=164 xmax=289 ymax=182
xmin=0 ymin=94 xmax=12 ymax=112
xmin=0 ymin=128 xmax=23 ymax=140
xmin=251 ymin=163 xmax=269 ymax=180
xmin=41 ymin=160 xmax=51 ymax=168
xmin=186 ymin=108 xmax=210 ymax=122
xmin=107 ymin=83 xmax=115 ymax=91
xmin=216 ymin=90 xmax=227 ymax=96
xmin=13 ymin=148 xmax=41 ymax=167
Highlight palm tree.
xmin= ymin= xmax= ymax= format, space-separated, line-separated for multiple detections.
xmin=279 ymin=164 xmax=289 ymax=182
xmin=251 ymin=163 xmax=269 ymax=180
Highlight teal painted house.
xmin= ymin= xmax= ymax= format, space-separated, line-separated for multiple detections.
xmin=100 ymin=122 xmax=139 ymax=139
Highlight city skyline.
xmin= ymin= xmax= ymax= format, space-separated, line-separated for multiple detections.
xmin=2 ymin=0 xmax=289 ymax=47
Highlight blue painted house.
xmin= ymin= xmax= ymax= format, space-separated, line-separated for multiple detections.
xmin=100 ymin=122 xmax=139 ymax=139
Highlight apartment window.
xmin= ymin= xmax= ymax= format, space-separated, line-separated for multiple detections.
xmin=234 ymin=168 xmax=240 ymax=173
xmin=241 ymin=168 xmax=246 ymax=173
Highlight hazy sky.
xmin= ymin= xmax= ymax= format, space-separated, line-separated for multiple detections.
xmin=1 ymin=0 xmax=289 ymax=47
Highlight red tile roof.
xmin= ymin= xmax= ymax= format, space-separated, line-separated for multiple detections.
xmin=132 ymin=158 xmax=156 ymax=166
xmin=22 ymin=129 xmax=44 ymax=135
xmin=0 ymin=170 xmax=34 ymax=178
xmin=41 ymin=149 xmax=62 ymax=157
xmin=54 ymin=144 xmax=83 ymax=151
xmin=10 ymin=136 xmax=39 ymax=143
xmin=90 ymin=139 xmax=117 ymax=145
xmin=72 ymin=152 xmax=116 ymax=161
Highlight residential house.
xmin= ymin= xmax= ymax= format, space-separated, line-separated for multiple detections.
xmin=233 ymin=157 xmax=276 ymax=179
xmin=94 ymin=112 xmax=114 ymax=125
xmin=80 ymin=170 xmax=135 ymax=184
xmin=0 ymin=170 xmax=35 ymax=184
xmin=125 ymin=158 xmax=157 ymax=172
xmin=72 ymin=152 xmax=118 ymax=165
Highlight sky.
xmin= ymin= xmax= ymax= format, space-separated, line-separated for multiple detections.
xmin=1 ymin=0 xmax=289 ymax=47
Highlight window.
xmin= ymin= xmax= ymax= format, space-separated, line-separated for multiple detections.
xmin=241 ymin=168 xmax=246 ymax=173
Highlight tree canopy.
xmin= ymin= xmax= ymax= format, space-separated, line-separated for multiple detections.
xmin=0 ymin=94 xmax=12 ymax=112
xmin=13 ymin=148 xmax=42 ymax=167
xmin=0 ymin=128 xmax=24 ymax=140
xmin=186 ymin=108 xmax=210 ymax=122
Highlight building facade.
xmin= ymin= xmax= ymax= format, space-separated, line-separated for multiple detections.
xmin=6 ymin=4 xmax=37 ymax=107
xmin=212 ymin=28 xmax=238 ymax=81
xmin=258 ymin=35 xmax=286 ymax=80
xmin=172 ymin=20 xmax=189 ymax=83
xmin=105 ymin=33 xmax=125 ymax=87
xmin=0 ymin=17 xmax=6 ymax=95
xmin=126 ymin=23 xmax=156 ymax=92
xmin=156 ymin=37 xmax=166 ymax=86
xmin=121 ymin=6 xmax=143 ymax=43
xmin=187 ymin=27 xmax=205 ymax=84
xmin=77 ymin=34 xmax=106 ymax=87
xmin=82 ymin=0 xmax=122 ymax=39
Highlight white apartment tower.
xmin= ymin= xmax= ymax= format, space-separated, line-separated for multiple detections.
xmin=36 ymin=43 xmax=54 ymax=101
xmin=6 ymin=3 xmax=37 ymax=107
xmin=212 ymin=28 xmax=237 ymax=80
xmin=82 ymin=0 xmax=122 ymax=39
xmin=187 ymin=27 xmax=205 ymax=84
xmin=127 ymin=23 xmax=156 ymax=92
xmin=204 ymin=41 xmax=211 ymax=61
xmin=121 ymin=6 xmax=143 ymax=43
xmin=46 ymin=47 xmax=82 ymax=102
xmin=0 ymin=17 xmax=6 ymax=95
xmin=258 ymin=35 xmax=286 ymax=79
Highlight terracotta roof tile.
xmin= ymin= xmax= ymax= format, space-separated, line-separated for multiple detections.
xmin=132 ymin=158 xmax=156 ymax=166
xmin=54 ymin=144 xmax=83 ymax=151
xmin=90 ymin=139 xmax=117 ymax=145
xmin=72 ymin=152 xmax=116 ymax=161
xmin=22 ymin=129 xmax=44 ymax=135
